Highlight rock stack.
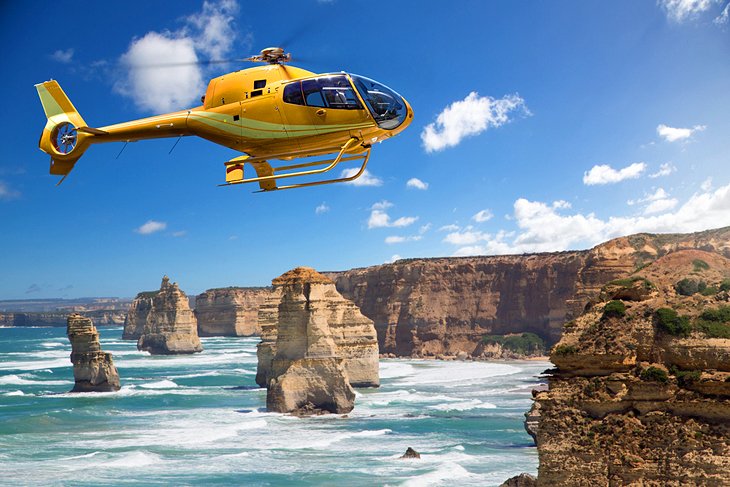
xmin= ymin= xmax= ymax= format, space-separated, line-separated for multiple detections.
xmin=122 ymin=291 xmax=155 ymax=340
xmin=256 ymin=267 xmax=380 ymax=389
xmin=264 ymin=267 xmax=356 ymax=414
xmin=195 ymin=287 xmax=271 ymax=336
xmin=66 ymin=313 xmax=121 ymax=392
xmin=136 ymin=276 xmax=203 ymax=355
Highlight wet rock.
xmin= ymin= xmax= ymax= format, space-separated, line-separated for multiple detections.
xmin=400 ymin=447 xmax=420 ymax=459
xmin=499 ymin=473 xmax=537 ymax=487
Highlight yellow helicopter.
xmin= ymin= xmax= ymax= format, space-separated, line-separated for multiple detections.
xmin=35 ymin=47 xmax=414 ymax=191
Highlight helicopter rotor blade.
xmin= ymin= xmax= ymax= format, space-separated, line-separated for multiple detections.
xmin=127 ymin=58 xmax=251 ymax=69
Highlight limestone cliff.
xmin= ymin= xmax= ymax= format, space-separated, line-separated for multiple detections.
xmin=195 ymin=287 xmax=271 ymax=336
xmin=66 ymin=314 xmax=121 ymax=392
xmin=327 ymin=227 xmax=730 ymax=357
xmin=530 ymin=249 xmax=730 ymax=486
xmin=1 ymin=310 xmax=127 ymax=327
xmin=256 ymin=268 xmax=379 ymax=389
xmin=264 ymin=267 xmax=356 ymax=414
xmin=136 ymin=276 xmax=203 ymax=355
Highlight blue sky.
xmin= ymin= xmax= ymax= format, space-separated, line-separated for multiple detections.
xmin=1 ymin=0 xmax=729 ymax=299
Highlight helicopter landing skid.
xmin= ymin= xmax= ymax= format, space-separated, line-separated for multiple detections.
xmin=220 ymin=137 xmax=371 ymax=192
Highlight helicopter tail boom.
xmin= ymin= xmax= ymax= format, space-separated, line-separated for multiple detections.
xmin=35 ymin=80 xmax=99 ymax=181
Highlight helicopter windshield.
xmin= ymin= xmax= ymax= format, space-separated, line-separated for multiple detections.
xmin=350 ymin=74 xmax=407 ymax=130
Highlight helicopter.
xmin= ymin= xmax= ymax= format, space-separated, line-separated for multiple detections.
xmin=35 ymin=47 xmax=414 ymax=191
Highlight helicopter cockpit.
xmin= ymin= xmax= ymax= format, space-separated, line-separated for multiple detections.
xmin=349 ymin=74 xmax=407 ymax=130
xmin=282 ymin=74 xmax=408 ymax=131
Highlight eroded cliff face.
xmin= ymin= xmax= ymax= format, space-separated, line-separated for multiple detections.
xmin=327 ymin=227 xmax=730 ymax=357
xmin=1 ymin=310 xmax=127 ymax=327
xmin=66 ymin=314 xmax=120 ymax=392
xmin=256 ymin=267 xmax=379 ymax=389
xmin=532 ymin=249 xmax=730 ymax=486
xmin=136 ymin=276 xmax=203 ymax=355
xmin=195 ymin=287 xmax=271 ymax=336
xmin=264 ymin=267 xmax=356 ymax=415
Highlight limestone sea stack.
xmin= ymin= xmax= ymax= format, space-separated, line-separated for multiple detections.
xmin=256 ymin=267 xmax=379 ymax=389
xmin=195 ymin=287 xmax=271 ymax=336
xmin=265 ymin=267 xmax=356 ymax=414
xmin=122 ymin=291 xmax=155 ymax=340
xmin=136 ymin=276 xmax=203 ymax=355
xmin=66 ymin=313 xmax=120 ymax=392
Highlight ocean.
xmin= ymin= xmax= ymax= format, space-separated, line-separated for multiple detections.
xmin=0 ymin=326 xmax=548 ymax=486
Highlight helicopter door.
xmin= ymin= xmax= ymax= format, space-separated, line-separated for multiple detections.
xmin=281 ymin=76 xmax=370 ymax=141
xmin=302 ymin=76 xmax=370 ymax=136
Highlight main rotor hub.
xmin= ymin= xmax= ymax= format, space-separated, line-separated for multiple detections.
xmin=250 ymin=47 xmax=291 ymax=64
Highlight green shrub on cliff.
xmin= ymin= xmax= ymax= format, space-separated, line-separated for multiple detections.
xmin=694 ymin=305 xmax=730 ymax=338
xmin=640 ymin=366 xmax=669 ymax=383
xmin=692 ymin=259 xmax=710 ymax=272
xmin=655 ymin=308 xmax=692 ymax=337
xmin=482 ymin=332 xmax=545 ymax=355
xmin=671 ymin=368 xmax=701 ymax=388
xmin=720 ymin=279 xmax=730 ymax=292
xmin=553 ymin=344 xmax=577 ymax=356
xmin=602 ymin=300 xmax=626 ymax=320
xmin=675 ymin=278 xmax=707 ymax=296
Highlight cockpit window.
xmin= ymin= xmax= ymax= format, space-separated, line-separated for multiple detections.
xmin=350 ymin=74 xmax=407 ymax=130
xmin=302 ymin=79 xmax=327 ymax=108
xmin=284 ymin=76 xmax=363 ymax=110
xmin=283 ymin=82 xmax=304 ymax=105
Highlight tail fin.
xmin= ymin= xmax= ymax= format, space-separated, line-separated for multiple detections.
xmin=35 ymin=80 xmax=94 ymax=180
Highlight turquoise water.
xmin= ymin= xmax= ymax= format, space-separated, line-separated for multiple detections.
xmin=0 ymin=326 xmax=548 ymax=486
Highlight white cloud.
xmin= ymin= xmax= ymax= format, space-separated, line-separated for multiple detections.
xmin=0 ymin=180 xmax=20 ymax=200
xmin=659 ymin=0 xmax=717 ymax=22
xmin=701 ymin=177 xmax=713 ymax=191
xmin=657 ymin=123 xmax=706 ymax=142
xmin=649 ymin=162 xmax=677 ymax=178
xmin=715 ymin=2 xmax=730 ymax=23
xmin=644 ymin=197 xmax=679 ymax=214
xmin=472 ymin=209 xmax=494 ymax=223
xmin=341 ymin=168 xmax=383 ymax=187
xmin=186 ymin=0 xmax=238 ymax=61
xmin=135 ymin=220 xmax=167 ymax=235
xmin=367 ymin=201 xmax=418 ymax=229
xmin=444 ymin=184 xmax=730 ymax=255
xmin=419 ymin=223 xmax=432 ymax=234
xmin=393 ymin=216 xmax=419 ymax=227
xmin=385 ymin=235 xmax=422 ymax=244
xmin=315 ymin=202 xmax=330 ymax=214
xmin=421 ymin=92 xmax=529 ymax=152
xmin=628 ymin=188 xmax=679 ymax=214
xmin=583 ymin=162 xmax=646 ymax=185
xmin=387 ymin=254 xmax=402 ymax=263
xmin=371 ymin=200 xmax=393 ymax=211
xmin=406 ymin=178 xmax=429 ymax=190
xmin=172 ymin=230 xmax=187 ymax=237
xmin=115 ymin=0 xmax=239 ymax=113
xmin=439 ymin=224 xmax=460 ymax=232
xmin=51 ymin=48 xmax=74 ymax=63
